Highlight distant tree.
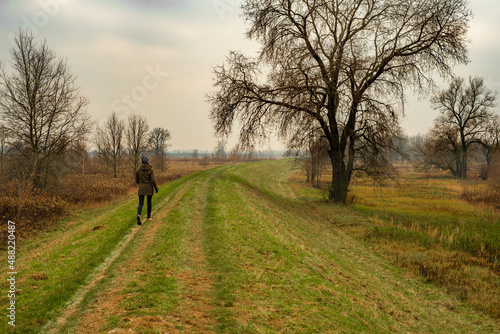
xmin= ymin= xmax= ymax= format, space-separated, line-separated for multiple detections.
xmin=64 ymin=132 xmax=91 ymax=175
xmin=208 ymin=0 xmax=471 ymax=203
xmin=427 ymin=77 xmax=497 ymax=178
xmin=478 ymin=116 xmax=500 ymax=179
xmin=0 ymin=31 xmax=90 ymax=186
xmin=406 ymin=134 xmax=426 ymax=163
xmin=214 ymin=140 xmax=227 ymax=163
xmin=288 ymin=129 xmax=329 ymax=185
xmin=387 ymin=135 xmax=415 ymax=163
xmin=96 ymin=112 xmax=125 ymax=178
xmin=149 ymin=127 xmax=171 ymax=172
xmin=126 ymin=114 xmax=150 ymax=173
xmin=200 ymin=155 xmax=210 ymax=167
xmin=192 ymin=149 xmax=199 ymax=160
xmin=228 ymin=147 xmax=242 ymax=163
xmin=246 ymin=145 xmax=256 ymax=161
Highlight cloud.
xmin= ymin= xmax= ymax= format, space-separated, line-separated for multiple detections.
xmin=2 ymin=0 xmax=497 ymax=150
xmin=119 ymin=0 xmax=190 ymax=9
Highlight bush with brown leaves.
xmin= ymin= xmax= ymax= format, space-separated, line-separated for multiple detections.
xmin=0 ymin=176 xmax=65 ymax=238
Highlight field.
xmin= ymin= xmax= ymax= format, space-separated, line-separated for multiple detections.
xmin=1 ymin=160 xmax=499 ymax=333
xmin=292 ymin=163 xmax=500 ymax=319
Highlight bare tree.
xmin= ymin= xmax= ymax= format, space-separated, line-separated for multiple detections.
xmin=126 ymin=114 xmax=150 ymax=173
xmin=0 ymin=31 xmax=90 ymax=187
xmin=417 ymin=130 xmax=459 ymax=176
xmin=208 ymin=0 xmax=471 ymax=203
xmin=200 ymin=155 xmax=210 ymax=167
xmin=96 ymin=112 xmax=125 ymax=178
xmin=427 ymin=77 xmax=497 ymax=179
xmin=288 ymin=128 xmax=328 ymax=185
xmin=309 ymin=134 xmax=329 ymax=187
xmin=63 ymin=131 xmax=92 ymax=175
xmin=0 ymin=124 xmax=11 ymax=178
xmin=478 ymin=116 xmax=500 ymax=179
xmin=214 ymin=139 xmax=227 ymax=163
xmin=228 ymin=147 xmax=243 ymax=163
xmin=149 ymin=127 xmax=171 ymax=172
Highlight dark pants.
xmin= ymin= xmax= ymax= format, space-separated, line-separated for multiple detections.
xmin=137 ymin=195 xmax=152 ymax=218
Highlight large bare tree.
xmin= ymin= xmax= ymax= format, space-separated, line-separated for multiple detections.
xmin=126 ymin=114 xmax=150 ymax=173
xmin=0 ymin=31 xmax=90 ymax=187
xmin=208 ymin=0 xmax=471 ymax=203
xmin=96 ymin=112 xmax=125 ymax=178
xmin=427 ymin=77 xmax=497 ymax=179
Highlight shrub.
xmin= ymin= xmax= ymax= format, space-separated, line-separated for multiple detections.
xmin=0 ymin=176 xmax=65 ymax=238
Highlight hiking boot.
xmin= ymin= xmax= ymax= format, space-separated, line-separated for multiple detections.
xmin=137 ymin=215 xmax=142 ymax=225
xmin=146 ymin=217 xmax=152 ymax=221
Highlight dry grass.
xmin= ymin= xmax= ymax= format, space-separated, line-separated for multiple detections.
xmin=291 ymin=163 xmax=500 ymax=319
xmin=461 ymin=184 xmax=500 ymax=209
xmin=461 ymin=162 xmax=500 ymax=209
xmin=56 ymin=174 xmax=131 ymax=203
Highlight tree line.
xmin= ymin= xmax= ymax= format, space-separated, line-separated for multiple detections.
xmin=0 ymin=31 xmax=171 ymax=188
xmin=95 ymin=112 xmax=171 ymax=178
xmin=294 ymin=76 xmax=500 ymax=186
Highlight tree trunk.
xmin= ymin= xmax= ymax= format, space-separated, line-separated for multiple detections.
xmin=305 ymin=160 xmax=310 ymax=182
xmin=31 ymin=153 xmax=43 ymax=188
xmin=328 ymin=150 xmax=349 ymax=204
xmin=33 ymin=163 xmax=42 ymax=188
xmin=133 ymin=153 xmax=139 ymax=174
xmin=454 ymin=150 xmax=463 ymax=178
xmin=311 ymin=158 xmax=317 ymax=184
xmin=113 ymin=160 xmax=117 ymax=178
xmin=484 ymin=151 xmax=493 ymax=180
xmin=160 ymin=151 xmax=165 ymax=173
xmin=461 ymin=148 xmax=468 ymax=179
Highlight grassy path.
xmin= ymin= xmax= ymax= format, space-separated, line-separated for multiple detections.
xmin=2 ymin=161 xmax=499 ymax=333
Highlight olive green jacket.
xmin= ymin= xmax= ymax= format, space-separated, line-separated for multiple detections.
xmin=135 ymin=163 xmax=159 ymax=196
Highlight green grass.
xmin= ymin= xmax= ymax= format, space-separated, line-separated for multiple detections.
xmin=4 ymin=201 xmax=136 ymax=333
xmin=207 ymin=161 xmax=500 ymax=333
xmin=1 ymin=160 xmax=499 ymax=333
xmin=0 ymin=171 xmax=198 ymax=334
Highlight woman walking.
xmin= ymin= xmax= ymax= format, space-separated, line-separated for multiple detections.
xmin=135 ymin=156 xmax=159 ymax=225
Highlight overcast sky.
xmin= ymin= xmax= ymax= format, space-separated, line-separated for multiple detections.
xmin=1 ymin=0 xmax=499 ymax=152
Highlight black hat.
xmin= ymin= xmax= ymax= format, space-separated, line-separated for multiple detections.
xmin=141 ymin=156 xmax=149 ymax=164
